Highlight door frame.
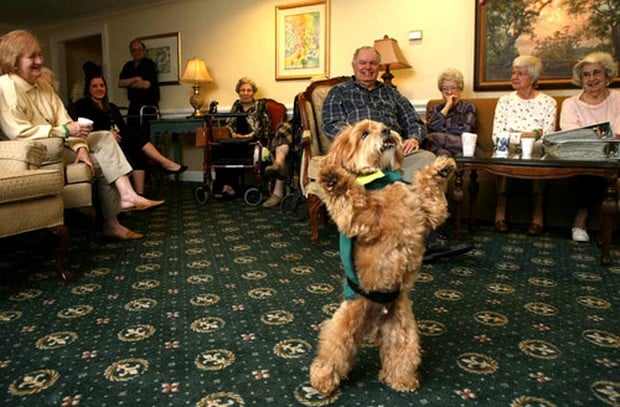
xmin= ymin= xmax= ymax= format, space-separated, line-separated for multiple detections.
xmin=49 ymin=24 xmax=110 ymax=105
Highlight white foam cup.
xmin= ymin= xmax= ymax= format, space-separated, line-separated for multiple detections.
xmin=521 ymin=137 xmax=535 ymax=159
xmin=77 ymin=117 xmax=93 ymax=126
xmin=461 ymin=132 xmax=478 ymax=157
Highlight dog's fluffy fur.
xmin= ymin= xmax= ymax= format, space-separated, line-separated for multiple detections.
xmin=310 ymin=119 xmax=456 ymax=395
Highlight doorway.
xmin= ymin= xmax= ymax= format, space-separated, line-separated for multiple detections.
xmin=49 ymin=24 xmax=110 ymax=107
xmin=64 ymin=35 xmax=102 ymax=105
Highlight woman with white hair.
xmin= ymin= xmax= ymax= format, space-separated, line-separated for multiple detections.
xmin=425 ymin=68 xmax=477 ymax=156
xmin=492 ymin=55 xmax=557 ymax=235
xmin=560 ymin=51 xmax=620 ymax=242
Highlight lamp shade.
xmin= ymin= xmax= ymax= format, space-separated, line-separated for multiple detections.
xmin=180 ymin=57 xmax=213 ymax=84
xmin=373 ymin=35 xmax=411 ymax=71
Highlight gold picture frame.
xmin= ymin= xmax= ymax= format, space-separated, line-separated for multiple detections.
xmin=275 ymin=0 xmax=330 ymax=80
xmin=136 ymin=32 xmax=182 ymax=86
xmin=474 ymin=0 xmax=618 ymax=91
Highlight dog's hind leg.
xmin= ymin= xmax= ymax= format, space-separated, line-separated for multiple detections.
xmin=310 ymin=299 xmax=368 ymax=396
xmin=378 ymin=297 xmax=421 ymax=392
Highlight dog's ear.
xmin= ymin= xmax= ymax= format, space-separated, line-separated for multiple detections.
xmin=324 ymin=125 xmax=357 ymax=168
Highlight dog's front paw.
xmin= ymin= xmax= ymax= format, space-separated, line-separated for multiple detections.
xmin=433 ymin=156 xmax=456 ymax=178
xmin=319 ymin=166 xmax=351 ymax=196
xmin=322 ymin=172 xmax=340 ymax=191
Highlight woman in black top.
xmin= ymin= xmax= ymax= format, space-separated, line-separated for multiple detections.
xmin=71 ymin=73 xmax=186 ymax=195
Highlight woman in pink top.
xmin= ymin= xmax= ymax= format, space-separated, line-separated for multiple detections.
xmin=560 ymin=52 xmax=620 ymax=242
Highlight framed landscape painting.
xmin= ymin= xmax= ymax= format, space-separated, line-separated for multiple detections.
xmin=474 ymin=0 xmax=619 ymax=91
xmin=275 ymin=0 xmax=330 ymax=80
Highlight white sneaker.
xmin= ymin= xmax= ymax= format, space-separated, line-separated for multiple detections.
xmin=571 ymin=227 xmax=590 ymax=242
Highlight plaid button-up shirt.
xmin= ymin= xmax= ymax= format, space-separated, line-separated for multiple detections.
xmin=322 ymin=78 xmax=426 ymax=141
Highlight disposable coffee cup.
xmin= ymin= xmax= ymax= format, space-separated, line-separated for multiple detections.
xmin=521 ymin=137 xmax=535 ymax=159
xmin=77 ymin=117 xmax=93 ymax=126
xmin=461 ymin=132 xmax=478 ymax=157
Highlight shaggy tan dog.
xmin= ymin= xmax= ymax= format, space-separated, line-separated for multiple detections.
xmin=310 ymin=119 xmax=456 ymax=395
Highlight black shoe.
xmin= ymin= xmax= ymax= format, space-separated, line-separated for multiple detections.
xmin=163 ymin=165 xmax=188 ymax=175
xmin=423 ymin=240 xmax=473 ymax=263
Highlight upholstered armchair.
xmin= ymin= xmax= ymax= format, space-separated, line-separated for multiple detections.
xmin=35 ymin=137 xmax=96 ymax=244
xmin=0 ymin=140 xmax=71 ymax=282
xmin=298 ymin=76 xmax=349 ymax=243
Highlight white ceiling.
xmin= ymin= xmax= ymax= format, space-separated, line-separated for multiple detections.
xmin=0 ymin=0 xmax=171 ymax=29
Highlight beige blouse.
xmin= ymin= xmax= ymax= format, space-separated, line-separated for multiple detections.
xmin=0 ymin=73 xmax=87 ymax=152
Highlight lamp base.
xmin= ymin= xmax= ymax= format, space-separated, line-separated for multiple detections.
xmin=188 ymin=85 xmax=204 ymax=117
xmin=381 ymin=66 xmax=396 ymax=88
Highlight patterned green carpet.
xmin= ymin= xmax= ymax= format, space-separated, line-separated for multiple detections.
xmin=0 ymin=182 xmax=618 ymax=407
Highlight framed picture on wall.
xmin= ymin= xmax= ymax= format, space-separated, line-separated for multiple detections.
xmin=474 ymin=0 xmax=618 ymax=91
xmin=136 ymin=32 xmax=182 ymax=86
xmin=275 ymin=0 xmax=330 ymax=80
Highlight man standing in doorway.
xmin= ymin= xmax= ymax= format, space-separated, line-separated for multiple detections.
xmin=118 ymin=39 xmax=160 ymax=130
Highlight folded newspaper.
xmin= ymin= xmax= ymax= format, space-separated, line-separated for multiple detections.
xmin=543 ymin=122 xmax=618 ymax=160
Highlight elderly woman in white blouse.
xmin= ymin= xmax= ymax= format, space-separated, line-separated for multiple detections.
xmin=492 ymin=55 xmax=557 ymax=235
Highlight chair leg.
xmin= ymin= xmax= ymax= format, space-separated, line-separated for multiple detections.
xmin=77 ymin=206 xmax=97 ymax=253
xmin=308 ymin=194 xmax=324 ymax=244
xmin=48 ymin=225 xmax=71 ymax=284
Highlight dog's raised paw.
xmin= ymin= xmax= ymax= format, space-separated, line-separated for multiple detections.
xmin=434 ymin=157 xmax=456 ymax=178
xmin=321 ymin=172 xmax=340 ymax=191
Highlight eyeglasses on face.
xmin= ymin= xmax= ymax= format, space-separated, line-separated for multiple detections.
xmin=581 ymin=69 xmax=604 ymax=78
xmin=441 ymin=86 xmax=460 ymax=92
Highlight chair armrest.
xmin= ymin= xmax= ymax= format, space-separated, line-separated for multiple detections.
xmin=0 ymin=140 xmax=47 ymax=170
xmin=30 ymin=137 xmax=65 ymax=165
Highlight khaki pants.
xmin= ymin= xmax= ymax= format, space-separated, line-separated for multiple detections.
xmin=65 ymin=131 xmax=133 ymax=219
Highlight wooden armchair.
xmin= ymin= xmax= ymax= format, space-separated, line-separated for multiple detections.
xmin=297 ymin=76 xmax=350 ymax=243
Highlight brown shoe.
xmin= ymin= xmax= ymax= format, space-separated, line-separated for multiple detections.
xmin=262 ymin=194 xmax=282 ymax=208
xmin=528 ymin=223 xmax=543 ymax=235
xmin=494 ymin=219 xmax=509 ymax=232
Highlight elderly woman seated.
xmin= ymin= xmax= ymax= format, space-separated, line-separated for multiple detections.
xmin=425 ymin=68 xmax=477 ymax=157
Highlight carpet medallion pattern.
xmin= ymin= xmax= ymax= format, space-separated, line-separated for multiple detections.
xmin=0 ymin=182 xmax=618 ymax=406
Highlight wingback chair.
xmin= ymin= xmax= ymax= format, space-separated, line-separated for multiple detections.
xmin=297 ymin=76 xmax=350 ymax=243
xmin=0 ymin=139 xmax=72 ymax=283
xmin=261 ymin=98 xmax=287 ymax=137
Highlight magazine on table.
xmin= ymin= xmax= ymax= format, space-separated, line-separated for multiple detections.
xmin=542 ymin=122 xmax=618 ymax=160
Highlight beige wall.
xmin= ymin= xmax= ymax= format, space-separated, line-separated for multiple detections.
xmin=33 ymin=0 xmax=519 ymax=115
xmin=31 ymin=0 xmax=575 ymax=177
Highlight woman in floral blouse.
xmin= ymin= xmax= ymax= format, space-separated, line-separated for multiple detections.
xmin=492 ymin=55 xmax=556 ymax=235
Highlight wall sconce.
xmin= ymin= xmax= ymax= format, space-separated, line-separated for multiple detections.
xmin=180 ymin=57 xmax=213 ymax=117
xmin=373 ymin=35 xmax=411 ymax=88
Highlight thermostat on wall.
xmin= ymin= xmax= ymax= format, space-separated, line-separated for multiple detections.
xmin=408 ymin=31 xmax=423 ymax=41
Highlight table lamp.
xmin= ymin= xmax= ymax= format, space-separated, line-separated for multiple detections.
xmin=373 ymin=35 xmax=411 ymax=88
xmin=180 ymin=57 xmax=213 ymax=117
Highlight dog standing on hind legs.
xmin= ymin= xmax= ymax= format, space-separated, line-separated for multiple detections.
xmin=309 ymin=119 xmax=456 ymax=396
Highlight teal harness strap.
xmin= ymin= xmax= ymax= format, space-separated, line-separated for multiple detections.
xmin=340 ymin=170 xmax=405 ymax=301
